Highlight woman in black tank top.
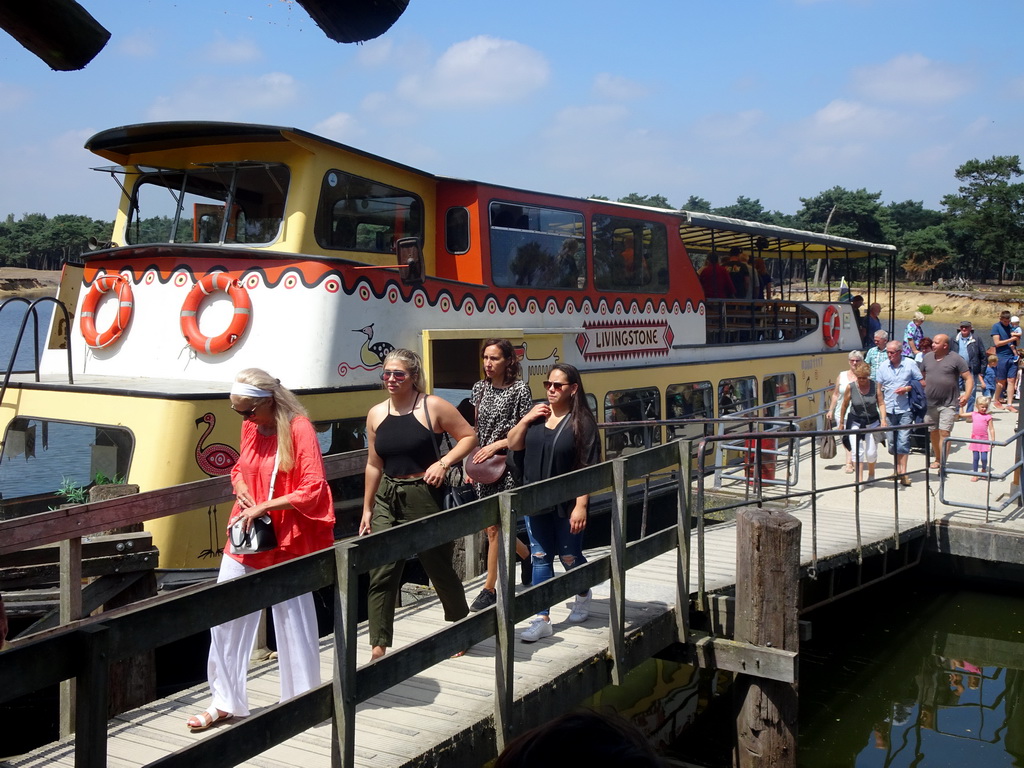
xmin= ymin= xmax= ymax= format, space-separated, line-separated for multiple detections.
xmin=360 ymin=349 xmax=477 ymax=661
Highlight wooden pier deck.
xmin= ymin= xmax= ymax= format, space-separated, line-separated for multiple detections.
xmin=4 ymin=409 xmax=1023 ymax=768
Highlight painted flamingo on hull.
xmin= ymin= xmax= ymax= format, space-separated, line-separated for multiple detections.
xmin=195 ymin=413 xmax=239 ymax=476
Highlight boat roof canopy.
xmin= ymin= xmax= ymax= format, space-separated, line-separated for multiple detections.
xmin=677 ymin=211 xmax=896 ymax=259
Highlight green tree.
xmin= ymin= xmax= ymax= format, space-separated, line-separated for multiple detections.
xmin=899 ymin=225 xmax=953 ymax=282
xmin=713 ymin=195 xmax=771 ymax=222
xmin=617 ymin=193 xmax=673 ymax=210
xmin=794 ymin=186 xmax=894 ymax=244
xmin=682 ymin=195 xmax=712 ymax=213
xmin=941 ymin=155 xmax=1024 ymax=284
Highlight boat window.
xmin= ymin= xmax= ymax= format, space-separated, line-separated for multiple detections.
xmin=315 ymin=170 xmax=423 ymax=254
xmin=593 ymin=215 xmax=668 ymax=293
xmin=667 ymin=381 xmax=714 ymax=441
xmin=126 ymin=163 xmax=289 ymax=245
xmin=0 ymin=419 xmax=134 ymax=519
xmin=445 ymin=207 xmax=470 ymax=254
xmin=489 ymin=202 xmax=585 ymax=289
xmin=718 ymin=377 xmax=758 ymax=417
xmin=603 ymin=387 xmax=661 ymax=459
xmin=762 ymin=374 xmax=797 ymax=418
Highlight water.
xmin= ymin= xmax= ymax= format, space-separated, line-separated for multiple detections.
xmin=663 ymin=568 xmax=1024 ymax=767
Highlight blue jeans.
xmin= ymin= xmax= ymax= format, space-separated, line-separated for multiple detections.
xmin=887 ymin=410 xmax=914 ymax=455
xmin=525 ymin=511 xmax=587 ymax=617
xmin=961 ymin=374 xmax=981 ymax=413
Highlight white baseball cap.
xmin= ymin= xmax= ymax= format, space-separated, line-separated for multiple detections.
xmin=1013 ymin=316 xmax=1020 ymax=324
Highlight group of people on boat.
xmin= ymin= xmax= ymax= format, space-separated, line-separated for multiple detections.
xmin=828 ymin=310 xmax=1019 ymax=486
xmin=187 ymin=340 xmax=599 ymax=729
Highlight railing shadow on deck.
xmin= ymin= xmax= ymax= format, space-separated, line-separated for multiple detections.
xmin=0 ymin=440 xmax=696 ymax=768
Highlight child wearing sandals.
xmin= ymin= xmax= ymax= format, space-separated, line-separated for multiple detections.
xmin=969 ymin=395 xmax=995 ymax=481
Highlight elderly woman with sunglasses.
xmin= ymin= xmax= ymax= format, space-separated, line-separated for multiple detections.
xmin=507 ymin=364 xmax=599 ymax=643
xmin=828 ymin=349 xmax=864 ymax=473
xmin=186 ymin=368 xmax=334 ymax=731
xmin=360 ymin=349 xmax=475 ymax=661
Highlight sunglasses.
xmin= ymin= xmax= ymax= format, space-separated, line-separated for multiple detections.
xmin=380 ymin=370 xmax=409 ymax=381
xmin=233 ymin=405 xmax=258 ymax=418
xmin=543 ymin=380 xmax=569 ymax=391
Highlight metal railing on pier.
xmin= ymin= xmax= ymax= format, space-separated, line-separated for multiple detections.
xmin=939 ymin=428 xmax=1024 ymax=520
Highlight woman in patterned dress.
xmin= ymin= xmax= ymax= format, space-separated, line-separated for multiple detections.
xmin=467 ymin=339 xmax=534 ymax=612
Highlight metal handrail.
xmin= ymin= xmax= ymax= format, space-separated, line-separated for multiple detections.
xmin=939 ymin=428 xmax=1024 ymax=521
xmin=0 ymin=297 xmax=74 ymax=406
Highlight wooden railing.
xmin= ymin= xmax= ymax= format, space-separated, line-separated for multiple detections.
xmin=0 ymin=441 xmax=701 ymax=768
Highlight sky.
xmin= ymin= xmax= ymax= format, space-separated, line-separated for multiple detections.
xmin=1 ymin=0 xmax=1022 ymax=223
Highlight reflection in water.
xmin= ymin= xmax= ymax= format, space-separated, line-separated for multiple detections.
xmin=799 ymin=571 xmax=1024 ymax=767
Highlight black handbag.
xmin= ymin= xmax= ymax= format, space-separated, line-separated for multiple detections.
xmin=229 ymin=452 xmax=280 ymax=554
xmin=423 ymin=396 xmax=476 ymax=509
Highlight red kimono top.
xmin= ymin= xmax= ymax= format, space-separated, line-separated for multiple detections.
xmin=226 ymin=416 xmax=335 ymax=568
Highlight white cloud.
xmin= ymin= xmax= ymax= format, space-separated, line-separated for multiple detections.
xmin=313 ymin=113 xmax=363 ymax=143
xmin=592 ymin=73 xmax=649 ymax=101
xmin=396 ymin=35 xmax=549 ymax=108
xmin=356 ymin=38 xmax=394 ymax=67
xmin=851 ymin=53 xmax=971 ymax=105
xmin=116 ymin=32 xmax=158 ymax=59
xmin=203 ymin=35 xmax=262 ymax=64
xmin=146 ymin=72 xmax=299 ymax=121
xmin=691 ymin=110 xmax=765 ymax=141
xmin=0 ymin=82 xmax=31 ymax=112
xmin=805 ymin=99 xmax=900 ymax=139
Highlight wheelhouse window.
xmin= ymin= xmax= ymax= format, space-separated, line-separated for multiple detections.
xmin=489 ymin=202 xmax=585 ymax=288
xmin=592 ymin=215 xmax=668 ymax=292
xmin=316 ymin=170 xmax=423 ymax=254
xmin=0 ymin=419 xmax=134 ymax=519
xmin=667 ymin=381 xmax=714 ymax=441
xmin=126 ymin=163 xmax=289 ymax=245
xmin=604 ymin=387 xmax=661 ymax=459
xmin=446 ymin=207 xmax=470 ymax=254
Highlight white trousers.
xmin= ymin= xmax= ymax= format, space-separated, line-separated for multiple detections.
xmin=207 ymin=556 xmax=321 ymax=717
xmin=850 ymin=423 xmax=879 ymax=464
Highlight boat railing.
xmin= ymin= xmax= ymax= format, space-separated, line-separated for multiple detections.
xmin=0 ymin=297 xmax=74 ymax=403
xmin=703 ymin=298 xmax=819 ymax=345
xmin=937 ymin=428 xmax=1024 ymax=520
xmin=0 ymin=439 xmax=698 ymax=767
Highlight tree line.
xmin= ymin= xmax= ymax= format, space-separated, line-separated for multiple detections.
xmin=2 ymin=156 xmax=1021 ymax=284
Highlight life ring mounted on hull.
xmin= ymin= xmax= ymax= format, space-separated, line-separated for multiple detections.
xmin=80 ymin=273 xmax=134 ymax=349
xmin=822 ymin=304 xmax=841 ymax=348
xmin=180 ymin=272 xmax=252 ymax=355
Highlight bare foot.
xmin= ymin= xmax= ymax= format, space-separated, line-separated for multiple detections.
xmin=371 ymin=645 xmax=387 ymax=661
xmin=971 ymin=476 xmax=980 ymax=482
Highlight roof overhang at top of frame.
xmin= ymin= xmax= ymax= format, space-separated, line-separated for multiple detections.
xmin=678 ymin=211 xmax=897 ymax=259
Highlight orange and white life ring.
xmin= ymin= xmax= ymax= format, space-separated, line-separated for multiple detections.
xmin=822 ymin=304 xmax=841 ymax=348
xmin=80 ymin=273 xmax=133 ymax=349
xmin=180 ymin=272 xmax=252 ymax=355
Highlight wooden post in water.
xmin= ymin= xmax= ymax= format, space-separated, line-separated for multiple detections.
xmin=734 ymin=506 xmax=800 ymax=768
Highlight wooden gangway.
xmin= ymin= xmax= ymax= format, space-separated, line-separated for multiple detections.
xmin=2 ymin=412 xmax=1022 ymax=768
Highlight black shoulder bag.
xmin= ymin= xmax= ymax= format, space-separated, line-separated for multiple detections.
xmin=424 ymin=396 xmax=476 ymax=510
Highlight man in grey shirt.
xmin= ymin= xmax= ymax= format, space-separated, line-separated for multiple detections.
xmin=920 ymin=333 xmax=972 ymax=470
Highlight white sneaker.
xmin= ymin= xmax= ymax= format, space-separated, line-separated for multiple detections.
xmin=520 ymin=617 xmax=553 ymax=643
xmin=567 ymin=590 xmax=592 ymax=624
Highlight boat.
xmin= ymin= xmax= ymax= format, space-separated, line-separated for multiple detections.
xmin=0 ymin=121 xmax=896 ymax=572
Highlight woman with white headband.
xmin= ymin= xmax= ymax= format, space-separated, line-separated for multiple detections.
xmin=186 ymin=368 xmax=334 ymax=731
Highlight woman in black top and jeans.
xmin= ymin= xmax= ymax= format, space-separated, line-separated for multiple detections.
xmin=507 ymin=364 xmax=599 ymax=643
xmin=360 ymin=349 xmax=476 ymax=661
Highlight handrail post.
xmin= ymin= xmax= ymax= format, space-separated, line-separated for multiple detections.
xmin=332 ymin=542 xmax=357 ymax=768
xmin=59 ymin=535 xmax=84 ymax=738
xmin=494 ymin=491 xmax=518 ymax=751
xmin=75 ymin=624 xmax=110 ymax=768
xmin=676 ymin=441 xmax=692 ymax=643
xmin=609 ymin=458 xmax=628 ymax=685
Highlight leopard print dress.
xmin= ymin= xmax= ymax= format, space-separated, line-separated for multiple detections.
xmin=470 ymin=378 xmax=533 ymax=497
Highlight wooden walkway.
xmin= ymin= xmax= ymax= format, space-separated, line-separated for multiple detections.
xmin=5 ymin=408 xmax=1024 ymax=768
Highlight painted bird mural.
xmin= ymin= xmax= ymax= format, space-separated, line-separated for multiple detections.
xmin=194 ymin=413 xmax=240 ymax=476
xmin=354 ymin=323 xmax=394 ymax=366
